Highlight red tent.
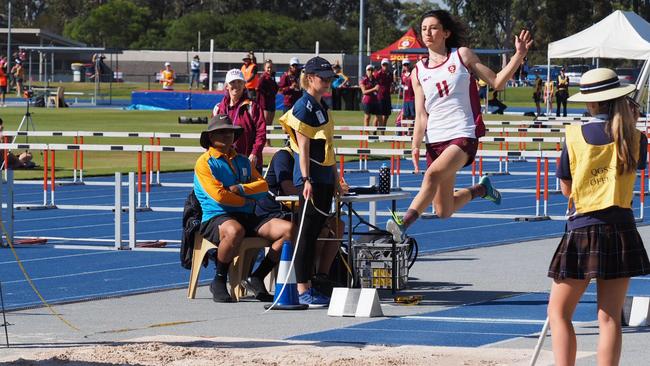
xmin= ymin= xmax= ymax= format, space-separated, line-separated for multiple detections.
xmin=370 ymin=28 xmax=424 ymax=63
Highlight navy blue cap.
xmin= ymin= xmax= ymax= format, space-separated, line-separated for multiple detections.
xmin=303 ymin=56 xmax=336 ymax=78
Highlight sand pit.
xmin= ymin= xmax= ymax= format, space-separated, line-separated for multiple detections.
xmin=2 ymin=335 xmax=556 ymax=366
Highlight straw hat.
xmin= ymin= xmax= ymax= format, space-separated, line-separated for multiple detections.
xmin=568 ymin=68 xmax=635 ymax=102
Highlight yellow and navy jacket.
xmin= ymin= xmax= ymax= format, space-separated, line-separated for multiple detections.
xmin=565 ymin=125 xmax=640 ymax=213
xmin=278 ymin=92 xmax=336 ymax=186
xmin=193 ymin=147 xmax=268 ymax=222
xmin=557 ymin=74 xmax=569 ymax=91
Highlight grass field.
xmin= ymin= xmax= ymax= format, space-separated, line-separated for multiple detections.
xmin=1 ymin=92 xmax=560 ymax=180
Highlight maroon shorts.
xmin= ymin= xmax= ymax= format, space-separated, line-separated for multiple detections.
xmin=425 ymin=137 xmax=478 ymax=168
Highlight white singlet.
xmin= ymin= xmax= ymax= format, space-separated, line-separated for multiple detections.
xmin=415 ymin=48 xmax=477 ymax=144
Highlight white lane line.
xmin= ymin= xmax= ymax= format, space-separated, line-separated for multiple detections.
xmin=13 ymin=217 xmax=180 ymax=234
xmin=0 ymin=251 xmax=116 ymax=265
xmin=16 ymin=212 xmax=112 ymax=223
xmin=418 ymin=231 xmax=565 ymax=254
xmin=6 ymin=280 xmax=194 ymax=309
xmin=3 ymin=261 xmax=178 ymax=284
xmin=403 ymin=315 xmax=547 ymax=325
xmin=325 ymin=327 xmax=531 ymax=337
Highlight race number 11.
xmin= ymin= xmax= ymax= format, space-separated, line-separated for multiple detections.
xmin=436 ymin=80 xmax=450 ymax=97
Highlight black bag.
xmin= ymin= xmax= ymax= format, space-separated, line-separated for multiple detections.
xmin=33 ymin=96 xmax=45 ymax=107
xmin=181 ymin=191 xmax=205 ymax=270
xmin=328 ymin=245 xmax=350 ymax=289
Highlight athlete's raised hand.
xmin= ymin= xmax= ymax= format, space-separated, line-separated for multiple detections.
xmin=514 ymin=29 xmax=533 ymax=57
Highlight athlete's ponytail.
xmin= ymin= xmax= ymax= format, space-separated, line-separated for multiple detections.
xmin=606 ymin=97 xmax=639 ymax=174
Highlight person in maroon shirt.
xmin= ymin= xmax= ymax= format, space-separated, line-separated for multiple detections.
xmin=211 ymin=69 xmax=266 ymax=171
xmin=401 ymin=59 xmax=415 ymax=119
xmin=257 ymin=60 xmax=279 ymax=146
xmin=360 ymin=64 xmax=380 ymax=131
xmin=278 ymin=57 xmax=302 ymax=113
xmin=374 ymin=58 xmax=394 ymax=132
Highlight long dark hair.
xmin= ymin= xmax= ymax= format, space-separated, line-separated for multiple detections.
xmin=419 ymin=10 xmax=467 ymax=49
xmin=603 ymin=98 xmax=639 ymax=174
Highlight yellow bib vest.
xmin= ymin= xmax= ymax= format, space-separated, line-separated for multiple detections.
xmin=278 ymin=109 xmax=336 ymax=167
xmin=565 ymin=124 xmax=639 ymax=213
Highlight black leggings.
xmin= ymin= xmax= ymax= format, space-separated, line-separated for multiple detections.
xmin=294 ymin=183 xmax=334 ymax=283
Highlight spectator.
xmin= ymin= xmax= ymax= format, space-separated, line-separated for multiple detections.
xmin=533 ymin=70 xmax=543 ymax=116
xmin=401 ymin=59 xmax=415 ymax=121
xmin=160 ymin=62 xmax=175 ymax=90
xmin=374 ymin=58 xmax=393 ymax=132
xmin=256 ymin=146 xmax=347 ymax=296
xmin=10 ymin=60 xmax=24 ymax=97
xmin=257 ymin=59 xmax=279 ymax=137
xmin=278 ymin=56 xmax=342 ymax=306
xmin=194 ymin=114 xmax=292 ymax=303
xmin=556 ymin=67 xmax=569 ymax=117
xmin=488 ymin=90 xmax=507 ymax=114
xmin=330 ymin=63 xmax=350 ymax=110
xmin=477 ymin=78 xmax=488 ymax=101
xmin=212 ymin=69 xmax=266 ymax=172
xmin=190 ymin=55 xmax=201 ymax=89
xmin=0 ymin=59 xmax=7 ymax=107
xmin=360 ymin=64 xmax=380 ymax=131
xmin=278 ymin=57 xmax=302 ymax=113
xmin=241 ymin=52 xmax=259 ymax=100
xmin=544 ymin=80 xmax=555 ymax=114
xmin=521 ymin=57 xmax=529 ymax=86
xmin=90 ymin=53 xmax=109 ymax=82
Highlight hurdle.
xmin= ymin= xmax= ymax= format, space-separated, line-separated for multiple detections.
xmin=1 ymin=167 xmax=176 ymax=251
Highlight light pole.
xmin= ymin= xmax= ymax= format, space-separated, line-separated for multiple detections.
xmin=6 ymin=1 xmax=11 ymax=89
xmin=357 ymin=0 xmax=364 ymax=85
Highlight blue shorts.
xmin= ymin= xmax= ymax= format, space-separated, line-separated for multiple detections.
xmin=402 ymin=101 xmax=415 ymax=119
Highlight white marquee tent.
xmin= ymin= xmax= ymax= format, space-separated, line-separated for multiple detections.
xmin=548 ymin=10 xmax=650 ymax=61
xmin=546 ymin=10 xmax=650 ymax=113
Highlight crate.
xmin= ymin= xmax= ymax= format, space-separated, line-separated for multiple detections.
xmin=353 ymin=242 xmax=409 ymax=290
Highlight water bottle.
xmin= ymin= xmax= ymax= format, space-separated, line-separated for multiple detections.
xmin=379 ymin=163 xmax=390 ymax=194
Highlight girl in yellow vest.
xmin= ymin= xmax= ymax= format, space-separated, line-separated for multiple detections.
xmin=547 ymin=68 xmax=650 ymax=366
xmin=160 ymin=62 xmax=175 ymax=90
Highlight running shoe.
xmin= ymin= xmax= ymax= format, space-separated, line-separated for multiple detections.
xmin=242 ymin=276 xmax=275 ymax=302
xmin=386 ymin=210 xmax=406 ymax=242
xmin=298 ymin=288 xmax=330 ymax=308
xmin=479 ymin=175 xmax=502 ymax=205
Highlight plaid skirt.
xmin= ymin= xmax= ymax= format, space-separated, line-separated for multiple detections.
xmin=548 ymin=223 xmax=650 ymax=280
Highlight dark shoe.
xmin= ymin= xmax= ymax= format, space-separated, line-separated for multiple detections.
xmin=242 ymin=276 xmax=275 ymax=302
xmin=311 ymin=273 xmax=335 ymax=297
xmin=209 ymin=278 xmax=234 ymax=303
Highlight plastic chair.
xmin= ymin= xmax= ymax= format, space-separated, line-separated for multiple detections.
xmin=47 ymin=87 xmax=64 ymax=108
xmin=187 ymin=234 xmax=271 ymax=301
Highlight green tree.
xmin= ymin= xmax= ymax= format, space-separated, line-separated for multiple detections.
xmin=63 ymin=0 xmax=151 ymax=48
xmin=400 ymin=0 xmax=442 ymax=31
xmin=164 ymin=12 xmax=226 ymax=51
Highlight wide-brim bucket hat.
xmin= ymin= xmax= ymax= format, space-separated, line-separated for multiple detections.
xmin=568 ymin=68 xmax=636 ymax=102
xmin=199 ymin=114 xmax=243 ymax=149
